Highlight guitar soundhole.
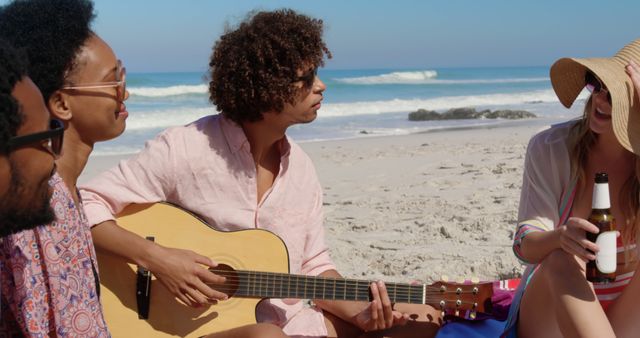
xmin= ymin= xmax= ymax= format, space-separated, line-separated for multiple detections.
xmin=209 ymin=263 xmax=239 ymax=298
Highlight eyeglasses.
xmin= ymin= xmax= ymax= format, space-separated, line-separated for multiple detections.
xmin=292 ymin=67 xmax=318 ymax=88
xmin=62 ymin=60 xmax=127 ymax=102
xmin=585 ymin=71 xmax=611 ymax=104
xmin=8 ymin=119 xmax=64 ymax=157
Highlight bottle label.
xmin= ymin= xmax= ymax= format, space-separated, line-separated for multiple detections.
xmin=593 ymin=183 xmax=611 ymax=209
xmin=595 ymin=231 xmax=617 ymax=273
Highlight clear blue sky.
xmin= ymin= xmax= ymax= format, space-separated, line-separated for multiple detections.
xmin=3 ymin=0 xmax=640 ymax=72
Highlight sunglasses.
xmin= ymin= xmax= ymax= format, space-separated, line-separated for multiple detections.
xmin=8 ymin=119 xmax=64 ymax=157
xmin=585 ymin=71 xmax=611 ymax=104
xmin=62 ymin=60 xmax=127 ymax=102
xmin=292 ymin=67 xmax=318 ymax=88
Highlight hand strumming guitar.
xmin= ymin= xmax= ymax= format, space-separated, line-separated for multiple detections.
xmin=147 ymin=245 xmax=229 ymax=307
xmin=91 ymin=219 xmax=227 ymax=308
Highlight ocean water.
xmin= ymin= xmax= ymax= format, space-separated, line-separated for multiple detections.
xmin=94 ymin=67 xmax=588 ymax=156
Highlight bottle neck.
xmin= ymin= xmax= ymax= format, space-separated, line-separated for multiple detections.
xmin=592 ymin=182 xmax=611 ymax=209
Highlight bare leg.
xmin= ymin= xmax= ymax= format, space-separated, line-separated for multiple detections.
xmin=324 ymin=304 xmax=441 ymax=338
xmin=204 ymin=323 xmax=287 ymax=338
xmin=518 ymin=250 xmax=614 ymax=338
xmin=605 ymin=262 xmax=640 ymax=338
xmin=324 ymin=310 xmax=361 ymax=338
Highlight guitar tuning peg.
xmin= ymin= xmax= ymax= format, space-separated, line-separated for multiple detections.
xmin=469 ymin=311 xmax=476 ymax=319
xmin=471 ymin=276 xmax=480 ymax=284
xmin=456 ymin=277 xmax=465 ymax=284
xmin=440 ymin=275 xmax=449 ymax=282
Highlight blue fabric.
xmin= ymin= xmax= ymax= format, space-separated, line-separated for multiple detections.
xmin=436 ymin=319 xmax=507 ymax=338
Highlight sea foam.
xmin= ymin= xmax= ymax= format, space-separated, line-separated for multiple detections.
xmin=122 ymin=89 xmax=587 ymax=131
xmin=124 ymin=107 xmax=214 ymax=131
xmin=334 ymin=70 xmax=548 ymax=85
xmin=128 ymin=84 xmax=208 ymax=97
xmin=335 ymin=70 xmax=438 ymax=84
xmin=319 ymin=89 xmax=584 ymax=117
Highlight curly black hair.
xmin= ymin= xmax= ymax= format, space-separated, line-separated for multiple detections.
xmin=209 ymin=9 xmax=331 ymax=124
xmin=0 ymin=0 xmax=95 ymax=102
xmin=0 ymin=39 xmax=27 ymax=154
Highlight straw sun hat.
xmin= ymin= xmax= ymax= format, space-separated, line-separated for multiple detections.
xmin=550 ymin=38 xmax=640 ymax=155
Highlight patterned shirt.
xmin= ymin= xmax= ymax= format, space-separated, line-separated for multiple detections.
xmin=0 ymin=173 xmax=109 ymax=337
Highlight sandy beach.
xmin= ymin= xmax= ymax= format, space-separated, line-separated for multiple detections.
xmin=81 ymin=117 xmax=568 ymax=284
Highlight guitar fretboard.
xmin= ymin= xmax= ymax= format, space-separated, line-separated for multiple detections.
xmin=229 ymin=270 xmax=425 ymax=304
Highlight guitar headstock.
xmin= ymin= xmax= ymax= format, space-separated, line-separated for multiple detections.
xmin=427 ymin=276 xmax=493 ymax=320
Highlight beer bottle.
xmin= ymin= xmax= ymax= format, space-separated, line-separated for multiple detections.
xmin=586 ymin=172 xmax=617 ymax=283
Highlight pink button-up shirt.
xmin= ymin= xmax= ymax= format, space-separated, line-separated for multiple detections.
xmin=80 ymin=114 xmax=335 ymax=337
xmin=0 ymin=173 xmax=109 ymax=337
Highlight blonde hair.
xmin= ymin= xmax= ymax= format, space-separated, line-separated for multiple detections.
xmin=568 ymin=97 xmax=640 ymax=259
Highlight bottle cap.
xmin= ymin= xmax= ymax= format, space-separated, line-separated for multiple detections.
xmin=595 ymin=172 xmax=609 ymax=184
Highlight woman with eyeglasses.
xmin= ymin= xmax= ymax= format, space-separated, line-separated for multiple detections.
xmin=0 ymin=0 xmax=129 ymax=336
xmin=503 ymin=39 xmax=640 ymax=338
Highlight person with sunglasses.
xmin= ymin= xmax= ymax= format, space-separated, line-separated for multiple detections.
xmin=0 ymin=39 xmax=62 ymax=237
xmin=81 ymin=9 xmax=441 ymax=338
xmin=0 ymin=0 xmax=131 ymax=336
xmin=503 ymin=39 xmax=640 ymax=338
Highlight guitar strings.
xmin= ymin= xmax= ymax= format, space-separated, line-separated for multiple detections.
xmin=193 ymin=272 xmax=485 ymax=307
xmin=208 ymin=287 xmax=482 ymax=304
xmin=207 ymin=284 xmax=480 ymax=298
xmin=196 ymin=285 xmax=482 ymax=306
xmin=206 ymin=283 xmax=479 ymax=297
xmin=206 ymin=275 xmax=479 ymax=295
xmin=192 ymin=270 xmax=488 ymax=304
xmin=198 ymin=282 xmax=482 ymax=306
xmin=207 ymin=269 xmax=488 ymax=289
xmin=206 ymin=269 xmax=487 ymax=295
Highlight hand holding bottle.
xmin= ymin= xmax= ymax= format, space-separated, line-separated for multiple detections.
xmin=586 ymin=173 xmax=617 ymax=283
xmin=556 ymin=217 xmax=600 ymax=262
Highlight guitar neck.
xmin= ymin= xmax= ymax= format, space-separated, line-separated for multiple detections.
xmin=230 ymin=270 xmax=426 ymax=304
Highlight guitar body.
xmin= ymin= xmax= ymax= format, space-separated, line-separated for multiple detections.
xmin=97 ymin=203 xmax=494 ymax=337
xmin=97 ymin=203 xmax=290 ymax=338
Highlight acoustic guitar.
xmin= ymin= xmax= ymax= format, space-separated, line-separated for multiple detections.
xmin=97 ymin=203 xmax=493 ymax=337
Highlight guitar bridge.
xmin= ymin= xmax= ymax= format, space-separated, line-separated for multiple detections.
xmin=136 ymin=236 xmax=154 ymax=319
